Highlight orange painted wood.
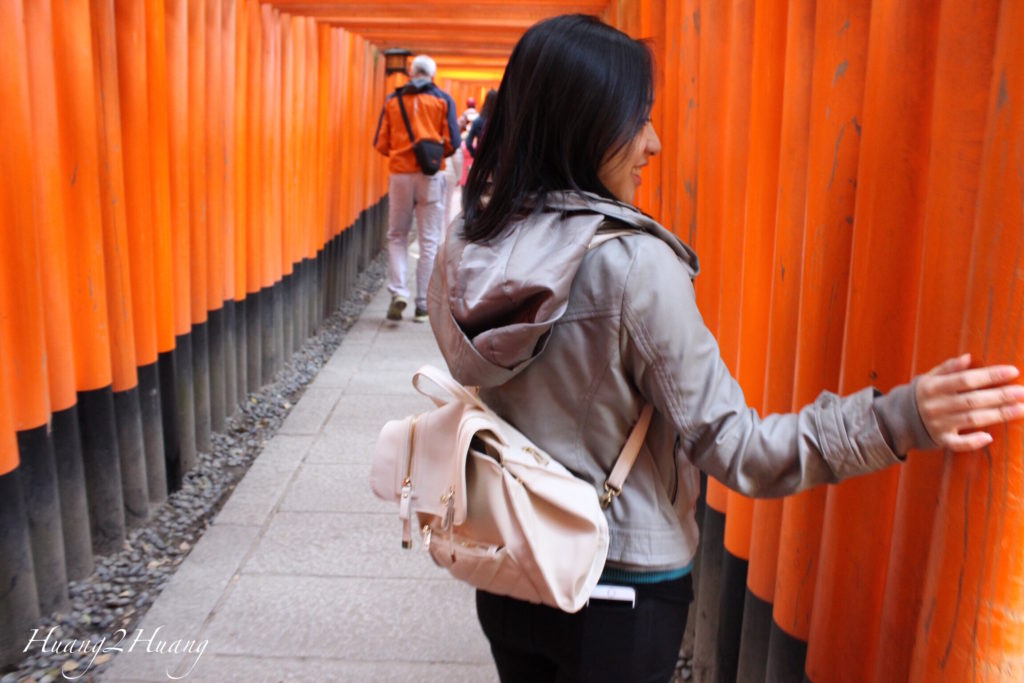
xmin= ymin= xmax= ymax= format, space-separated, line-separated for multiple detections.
xmin=205 ymin=0 xmax=226 ymax=312
xmin=23 ymin=0 xmax=79 ymax=413
xmin=259 ymin=4 xmax=276 ymax=289
xmin=244 ymin=0 xmax=263 ymax=295
xmin=690 ymin=0 xmax=732 ymax=519
xmin=0 ymin=0 xmax=50 ymax=429
xmin=0 ymin=330 xmax=16 ymax=475
xmin=267 ymin=8 xmax=284 ymax=286
xmin=910 ymin=0 xmax=1024 ymax=678
xmin=165 ymin=0 xmax=193 ymax=337
xmin=693 ymin=1 xmax=729 ymax=345
xmin=772 ymin=0 xmax=872 ymax=643
xmin=188 ymin=0 xmax=209 ymax=325
xmin=807 ymin=1 xmax=942 ymax=680
xmin=719 ymin=0 xmax=756 ymax=561
xmin=92 ymin=0 xmax=141 ymax=393
xmin=52 ymin=0 xmax=116 ymax=392
xmin=304 ymin=18 xmax=320 ymax=260
xmin=313 ymin=21 xmax=328 ymax=245
xmin=145 ymin=0 xmax=177 ymax=355
xmin=749 ymin=0 xmax=816 ymax=604
xmin=232 ymin=0 xmax=248 ymax=303
xmin=223 ymin=0 xmax=241 ymax=304
xmin=726 ymin=0 xmax=787 ymax=564
xmin=281 ymin=14 xmax=297 ymax=276
xmin=874 ymin=1 xmax=1001 ymax=679
xmin=114 ymin=0 xmax=161 ymax=369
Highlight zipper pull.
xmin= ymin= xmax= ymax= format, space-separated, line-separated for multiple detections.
xmin=400 ymin=481 xmax=412 ymax=549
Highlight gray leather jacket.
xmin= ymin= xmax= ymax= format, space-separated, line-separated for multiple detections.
xmin=427 ymin=191 xmax=934 ymax=572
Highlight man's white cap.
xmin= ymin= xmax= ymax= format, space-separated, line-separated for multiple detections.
xmin=410 ymin=54 xmax=436 ymax=79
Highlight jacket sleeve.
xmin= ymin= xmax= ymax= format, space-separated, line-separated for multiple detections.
xmin=443 ymin=92 xmax=461 ymax=157
xmin=373 ymin=102 xmax=390 ymax=157
xmin=619 ymin=240 xmax=932 ymax=498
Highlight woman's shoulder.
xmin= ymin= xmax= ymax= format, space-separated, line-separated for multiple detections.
xmin=594 ymin=219 xmax=692 ymax=266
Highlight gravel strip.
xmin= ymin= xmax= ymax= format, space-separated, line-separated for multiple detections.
xmin=2 ymin=255 xmax=386 ymax=683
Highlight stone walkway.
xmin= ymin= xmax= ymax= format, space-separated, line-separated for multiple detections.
xmin=102 ymin=271 xmax=497 ymax=682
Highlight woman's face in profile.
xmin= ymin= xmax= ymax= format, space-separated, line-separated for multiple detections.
xmin=598 ymin=121 xmax=661 ymax=204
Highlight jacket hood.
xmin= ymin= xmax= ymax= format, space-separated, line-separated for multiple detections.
xmin=427 ymin=191 xmax=699 ymax=389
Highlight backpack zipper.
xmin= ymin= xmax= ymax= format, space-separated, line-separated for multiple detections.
xmin=399 ymin=414 xmax=419 ymax=548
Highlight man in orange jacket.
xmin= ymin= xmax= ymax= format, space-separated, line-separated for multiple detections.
xmin=373 ymin=54 xmax=460 ymax=322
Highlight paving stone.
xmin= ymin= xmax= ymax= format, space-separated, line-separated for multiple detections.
xmin=213 ymin=453 xmax=303 ymax=526
xmin=307 ymin=343 xmax=370 ymax=390
xmin=251 ymin=434 xmax=314 ymax=468
xmin=344 ymin=368 xmax=436 ymax=396
xmin=305 ymin=394 xmax=426 ymax=466
xmin=278 ymin=387 xmax=343 ymax=435
xmin=201 ymin=575 xmax=491 ymax=663
xmin=340 ymin=320 xmax=381 ymax=345
xmin=243 ymin=511 xmax=432 ymax=577
xmin=279 ymin=464 xmax=386 ymax=513
xmin=305 ymin=428 xmax=379 ymax=466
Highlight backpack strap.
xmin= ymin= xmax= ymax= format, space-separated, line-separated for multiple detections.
xmin=599 ymin=404 xmax=654 ymax=509
xmin=395 ymin=87 xmax=418 ymax=144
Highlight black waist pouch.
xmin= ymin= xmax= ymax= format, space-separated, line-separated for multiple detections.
xmin=412 ymin=139 xmax=444 ymax=175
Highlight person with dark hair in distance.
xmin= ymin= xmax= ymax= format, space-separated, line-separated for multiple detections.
xmin=465 ymin=88 xmax=497 ymax=159
xmin=426 ymin=14 xmax=1024 ymax=683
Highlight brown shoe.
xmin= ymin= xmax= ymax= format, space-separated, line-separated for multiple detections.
xmin=387 ymin=295 xmax=408 ymax=321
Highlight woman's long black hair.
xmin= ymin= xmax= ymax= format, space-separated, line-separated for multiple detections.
xmin=461 ymin=14 xmax=654 ymax=243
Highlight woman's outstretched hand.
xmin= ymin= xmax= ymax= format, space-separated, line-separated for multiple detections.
xmin=916 ymin=353 xmax=1024 ymax=452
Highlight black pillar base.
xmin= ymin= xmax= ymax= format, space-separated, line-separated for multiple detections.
xmin=77 ymin=385 xmax=126 ymax=555
xmin=17 ymin=426 xmax=69 ymax=614
xmin=223 ymin=300 xmax=239 ymax=417
xmin=208 ymin=307 xmax=226 ymax=432
xmin=157 ymin=350 xmax=183 ymax=492
xmin=737 ymin=587 xmax=773 ymax=682
xmin=692 ymin=505 xmax=726 ymax=683
xmin=191 ymin=321 xmax=211 ymax=453
xmin=766 ymin=619 xmax=810 ymax=683
xmin=232 ymin=298 xmax=247 ymax=407
xmin=172 ymin=336 xmax=197 ymax=474
xmin=0 ymin=469 xmax=40 ymax=668
xmin=137 ymin=362 xmax=167 ymax=508
xmin=112 ymin=386 xmax=150 ymax=528
xmin=51 ymin=405 xmax=93 ymax=579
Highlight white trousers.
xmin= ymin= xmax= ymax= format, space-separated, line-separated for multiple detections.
xmin=387 ymin=172 xmax=446 ymax=308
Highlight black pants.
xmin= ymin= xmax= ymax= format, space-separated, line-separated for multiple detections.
xmin=476 ymin=575 xmax=693 ymax=683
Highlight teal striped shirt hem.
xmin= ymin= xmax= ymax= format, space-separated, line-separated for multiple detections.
xmin=599 ymin=562 xmax=693 ymax=586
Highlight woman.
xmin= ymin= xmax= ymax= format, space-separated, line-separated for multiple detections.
xmin=427 ymin=14 xmax=1024 ymax=683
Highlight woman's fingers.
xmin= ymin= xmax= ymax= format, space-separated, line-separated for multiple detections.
xmin=925 ymin=353 xmax=972 ymax=377
xmin=916 ymin=355 xmax=1024 ymax=452
xmin=930 ymin=403 xmax=1024 ymax=432
xmin=942 ymin=431 xmax=994 ymax=452
xmin=921 ymin=384 xmax=1024 ymax=416
xmin=920 ymin=364 xmax=1020 ymax=397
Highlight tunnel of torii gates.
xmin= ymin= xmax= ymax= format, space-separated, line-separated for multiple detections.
xmin=1 ymin=0 xmax=1022 ymax=680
